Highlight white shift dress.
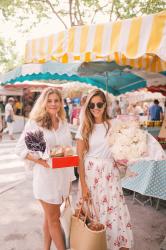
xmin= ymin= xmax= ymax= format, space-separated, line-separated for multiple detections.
xmin=76 ymin=123 xmax=133 ymax=250
xmin=16 ymin=119 xmax=76 ymax=204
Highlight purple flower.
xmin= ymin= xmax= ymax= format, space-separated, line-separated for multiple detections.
xmin=25 ymin=130 xmax=46 ymax=153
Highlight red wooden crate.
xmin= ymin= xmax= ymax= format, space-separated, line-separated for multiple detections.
xmin=52 ymin=155 xmax=79 ymax=168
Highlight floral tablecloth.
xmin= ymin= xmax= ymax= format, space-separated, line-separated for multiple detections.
xmin=122 ymin=160 xmax=166 ymax=200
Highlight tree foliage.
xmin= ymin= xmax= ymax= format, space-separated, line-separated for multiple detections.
xmin=0 ymin=0 xmax=165 ymax=73
xmin=0 ymin=37 xmax=23 ymax=72
xmin=1 ymin=0 xmax=165 ymax=30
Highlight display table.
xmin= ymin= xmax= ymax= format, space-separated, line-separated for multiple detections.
xmin=144 ymin=127 xmax=161 ymax=137
xmin=122 ymin=160 xmax=166 ymax=202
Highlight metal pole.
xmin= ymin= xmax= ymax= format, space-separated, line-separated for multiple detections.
xmin=105 ymin=71 xmax=109 ymax=99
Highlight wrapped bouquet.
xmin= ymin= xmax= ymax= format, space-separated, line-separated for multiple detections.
xmin=25 ymin=130 xmax=49 ymax=161
xmin=108 ymin=118 xmax=148 ymax=178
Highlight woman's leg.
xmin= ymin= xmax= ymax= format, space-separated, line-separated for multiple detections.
xmin=40 ymin=200 xmax=65 ymax=250
xmin=43 ymin=215 xmax=52 ymax=250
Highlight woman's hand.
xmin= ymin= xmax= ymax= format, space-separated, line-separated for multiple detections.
xmin=113 ymin=159 xmax=128 ymax=178
xmin=116 ymin=159 xmax=128 ymax=166
xmin=82 ymin=183 xmax=90 ymax=200
xmin=38 ymin=159 xmax=50 ymax=168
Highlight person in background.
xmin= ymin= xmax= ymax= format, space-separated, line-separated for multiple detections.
xmin=76 ymin=89 xmax=133 ymax=250
xmin=114 ymin=100 xmax=121 ymax=117
xmin=4 ymin=97 xmax=15 ymax=140
xmin=164 ymin=99 xmax=166 ymax=119
xmin=143 ymin=102 xmax=149 ymax=116
xmin=0 ymin=100 xmax=5 ymax=114
xmin=127 ymin=103 xmax=138 ymax=116
xmin=119 ymin=97 xmax=129 ymax=115
xmin=78 ymin=94 xmax=87 ymax=125
xmin=134 ymin=102 xmax=144 ymax=116
xmin=71 ymin=103 xmax=80 ymax=125
xmin=15 ymin=98 xmax=22 ymax=115
xmin=0 ymin=100 xmax=5 ymax=140
xmin=16 ymin=87 xmax=75 ymax=250
xmin=64 ymin=98 xmax=70 ymax=122
xmin=148 ymin=99 xmax=164 ymax=121
xmin=111 ymin=100 xmax=122 ymax=118
xmin=0 ymin=110 xmax=3 ymax=140
xmin=66 ymin=97 xmax=72 ymax=122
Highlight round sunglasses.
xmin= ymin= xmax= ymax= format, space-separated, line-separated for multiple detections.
xmin=88 ymin=102 xmax=105 ymax=109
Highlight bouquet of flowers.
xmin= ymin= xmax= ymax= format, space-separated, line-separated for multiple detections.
xmin=25 ymin=130 xmax=49 ymax=160
xmin=109 ymin=118 xmax=148 ymax=178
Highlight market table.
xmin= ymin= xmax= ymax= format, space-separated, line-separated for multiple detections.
xmin=144 ymin=127 xmax=161 ymax=137
xmin=122 ymin=160 xmax=166 ymax=208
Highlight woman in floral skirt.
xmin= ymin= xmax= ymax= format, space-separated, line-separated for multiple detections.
xmin=76 ymin=89 xmax=133 ymax=250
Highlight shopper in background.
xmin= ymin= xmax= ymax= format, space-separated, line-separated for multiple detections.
xmin=148 ymin=99 xmax=164 ymax=121
xmin=15 ymin=98 xmax=23 ymax=115
xmin=4 ymin=97 xmax=15 ymax=140
xmin=78 ymin=94 xmax=87 ymax=125
xmin=64 ymin=98 xmax=70 ymax=122
xmin=0 ymin=110 xmax=3 ymax=140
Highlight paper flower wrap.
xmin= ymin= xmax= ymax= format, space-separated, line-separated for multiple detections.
xmin=25 ymin=130 xmax=49 ymax=161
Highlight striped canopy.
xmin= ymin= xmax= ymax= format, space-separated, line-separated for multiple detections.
xmin=25 ymin=11 xmax=166 ymax=72
xmin=0 ymin=61 xmax=146 ymax=95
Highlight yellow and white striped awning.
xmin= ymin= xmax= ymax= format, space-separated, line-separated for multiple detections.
xmin=25 ymin=11 xmax=166 ymax=72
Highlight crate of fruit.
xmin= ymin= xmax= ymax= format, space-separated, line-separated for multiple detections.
xmin=50 ymin=145 xmax=79 ymax=168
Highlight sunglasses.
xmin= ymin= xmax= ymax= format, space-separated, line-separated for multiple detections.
xmin=89 ymin=102 xmax=105 ymax=110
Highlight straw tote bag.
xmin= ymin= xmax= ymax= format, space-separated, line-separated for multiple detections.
xmin=70 ymin=199 xmax=107 ymax=250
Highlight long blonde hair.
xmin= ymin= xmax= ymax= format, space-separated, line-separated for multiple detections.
xmin=29 ymin=87 xmax=66 ymax=129
xmin=82 ymin=89 xmax=110 ymax=152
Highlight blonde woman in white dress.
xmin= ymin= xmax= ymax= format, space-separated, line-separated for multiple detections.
xmin=16 ymin=88 xmax=75 ymax=250
xmin=76 ymin=89 xmax=133 ymax=250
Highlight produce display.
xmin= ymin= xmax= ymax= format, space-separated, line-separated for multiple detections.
xmin=50 ymin=145 xmax=74 ymax=157
xmin=143 ymin=120 xmax=162 ymax=127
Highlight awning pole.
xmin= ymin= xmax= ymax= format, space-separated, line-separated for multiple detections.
xmin=105 ymin=72 xmax=109 ymax=97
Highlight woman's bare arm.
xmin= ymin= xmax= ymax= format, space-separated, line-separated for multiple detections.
xmin=26 ymin=153 xmax=50 ymax=168
xmin=77 ymin=139 xmax=90 ymax=199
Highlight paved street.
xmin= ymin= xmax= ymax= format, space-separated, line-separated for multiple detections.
xmin=0 ymin=134 xmax=166 ymax=250
xmin=0 ymin=134 xmax=26 ymax=194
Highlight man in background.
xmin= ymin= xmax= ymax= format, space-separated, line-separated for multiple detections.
xmin=148 ymin=99 xmax=164 ymax=121
xmin=4 ymin=97 xmax=15 ymax=140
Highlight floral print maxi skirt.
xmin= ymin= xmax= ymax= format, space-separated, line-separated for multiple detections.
xmin=83 ymin=156 xmax=133 ymax=250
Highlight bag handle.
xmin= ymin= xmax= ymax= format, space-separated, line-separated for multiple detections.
xmin=86 ymin=198 xmax=99 ymax=222
xmin=76 ymin=198 xmax=99 ymax=224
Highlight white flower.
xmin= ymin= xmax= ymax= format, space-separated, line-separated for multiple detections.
xmin=109 ymin=119 xmax=147 ymax=163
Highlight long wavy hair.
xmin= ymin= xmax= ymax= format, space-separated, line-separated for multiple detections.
xmin=82 ymin=89 xmax=110 ymax=152
xmin=29 ymin=87 xmax=66 ymax=129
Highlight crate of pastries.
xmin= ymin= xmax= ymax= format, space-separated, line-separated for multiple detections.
xmin=50 ymin=145 xmax=79 ymax=168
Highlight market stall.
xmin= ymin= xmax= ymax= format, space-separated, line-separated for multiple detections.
xmin=0 ymin=61 xmax=147 ymax=95
xmin=1 ymin=11 xmax=166 ymax=204
xmin=1 ymin=12 xmax=166 ymax=95
xmin=23 ymin=10 xmax=166 ymax=206
xmin=122 ymin=160 xmax=166 ymax=209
